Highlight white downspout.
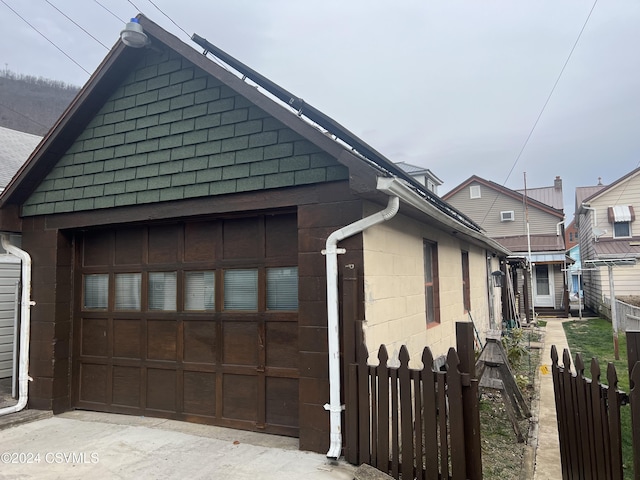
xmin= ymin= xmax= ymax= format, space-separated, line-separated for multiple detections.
xmin=323 ymin=194 xmax=399 ymax=459
xmin=0 ymin=235 xmax=34 ymax=416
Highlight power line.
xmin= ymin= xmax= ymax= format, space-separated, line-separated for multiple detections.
xmin=127 ymin=0 xmax=146 ymax=15
xmin=479 ymin=0 xmax=599 ymax=227
xmin=146 ymin=0 xmax=190 ymax=39
xmin=501 ymin=0 xmax=598 ymax=187
xmin=0 ymin=0 xmax=91 ymax=76
xmin=44 ymin=0 xmax=110 ymax=50
xmin=0 ymin=100 xmax=49 ymax=130
xmin=93 ymin=0 xmax=126 ymax=24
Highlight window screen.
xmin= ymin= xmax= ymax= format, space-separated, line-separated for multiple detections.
xmin=83 ymin=274 xmax=108 ymax=309
xmin=115 ymin=273 xmax=141 ymax=310
xmin=267 ymin=267 xmax=298 ymax=311
xmin=224 ymin=269 xmax=258 ymax=310
xmin=149 ymin=272 xmax=177 ymax=311
xmin=185 ymin=271 xmax=215 ymax=311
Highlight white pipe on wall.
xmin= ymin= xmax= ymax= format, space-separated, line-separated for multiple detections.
xmin=0 ymin=235 xmax=34 ymax=417
xmin=323 ymin=193 xmax=399 ymax=459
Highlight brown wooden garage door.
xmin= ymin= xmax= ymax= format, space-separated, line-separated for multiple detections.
xmin=72 ymin=213 xmax=300 ymax=436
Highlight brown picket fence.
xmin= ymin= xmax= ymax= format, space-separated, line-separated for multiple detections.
xmin=345 ymin=322 xmax=482 ymax=480
xmin=551 ymin=331 xmax=640 ymax=480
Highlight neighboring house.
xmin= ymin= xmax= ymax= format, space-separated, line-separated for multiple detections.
xmin=0 ymin=16 xmax=509 ymax=454
xmin=443 ymin=175 xmax=569 ymax=320
xmin=575 ymin=168 xmax=640 ymax=315
xmin=565 ymin=219 xmax=578 ymax=250
xmin=0 ymin=126 xmax=41 ymax=380
xmin=395 ymin=161 xmax=442 ymax=195
xmin=567 ymin=243 xmax=582 ymax=298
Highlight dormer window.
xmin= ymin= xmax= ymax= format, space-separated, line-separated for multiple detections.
xmin=500 ymin=211 xmax=515 ymax=222
xmin=608 ymin=205 xmax=634 ymax=239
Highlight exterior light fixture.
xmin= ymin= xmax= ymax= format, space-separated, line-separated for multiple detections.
xmin=120 ymin=18 xmax=149 ymax=48
xmin=491 ymin=270 xmax=505 ymax=288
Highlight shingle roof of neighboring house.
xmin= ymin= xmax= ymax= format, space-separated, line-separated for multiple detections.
xmin=395 ymin=162 xmax=443 ymax=184
xmin=0 ymin=126 xmax=42 ymax=188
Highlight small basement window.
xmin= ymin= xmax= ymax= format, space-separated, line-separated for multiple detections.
xmin=501 ymin=211 xmax=515 ymax=222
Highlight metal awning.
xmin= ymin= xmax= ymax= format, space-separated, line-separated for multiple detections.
xmin=583 ymin=258 xmax=637 ymax=267
xmin=529 ymin=253 xmax=570 ymax=263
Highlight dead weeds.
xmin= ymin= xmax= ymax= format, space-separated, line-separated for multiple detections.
xmin=479 ymin=327 xmax=541 ymax=480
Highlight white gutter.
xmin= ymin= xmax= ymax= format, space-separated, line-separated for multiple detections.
xmin=581 ymin=203 xmax=597 ymax=228
xmin=376 ymin=177 xmax=511 ymax=256
xmin=323 ymin=193 xmax=400 ymax=459
xmin=0 ymin=235 xmax=34 ymax=416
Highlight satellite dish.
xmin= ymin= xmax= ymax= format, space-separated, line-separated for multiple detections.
xmin=592 ymin=228 xmax=607 ymax=239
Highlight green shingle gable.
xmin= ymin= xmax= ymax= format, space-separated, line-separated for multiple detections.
xmin=22 ymin=49 xmax=348 ymax=216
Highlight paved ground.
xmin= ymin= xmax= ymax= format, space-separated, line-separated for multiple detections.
xmin=532 ymin=318 xmax=572 ymax=480
xmin=0 ymin=317 xmax=581 ymax=480
xmin=0 ymin=411 xmax=356 ymax=480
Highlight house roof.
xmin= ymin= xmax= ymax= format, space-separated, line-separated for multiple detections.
xmin=575 ymin=184 xmax=607 ymax=216
xmin=514 ymin=184 xmax=563 ymax=210
xmin=580 ymin=166 xmax=640 ymax=206
xmin=0 ymin=126 xmax=42 ymax=189
xmin=442 ymin=175 xmax=564 ymax=218
xmin=593 ymin=238 xmax=640 ymax=259
xmin=0 ymin=14 xmax=485 ymax=237
xmin=395 ymin=162 xmax=443 ymax=185
xmin=491 ymin=233 xmax=565 ymax=253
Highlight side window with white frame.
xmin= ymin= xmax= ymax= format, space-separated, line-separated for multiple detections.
xmin=470 ymin=185 xmax=481 ymax=199
xmin=500 ymin=210 xmax=515 ymax=222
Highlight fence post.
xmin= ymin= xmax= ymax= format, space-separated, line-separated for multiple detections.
xmin=342 ymin=265 xmax=358 ymax=463
xmin=456 ymin=321 xmax=483 ymax=479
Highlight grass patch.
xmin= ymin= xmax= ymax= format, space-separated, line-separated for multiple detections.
xmin=562 ymin=318 xmax=633 ymax=478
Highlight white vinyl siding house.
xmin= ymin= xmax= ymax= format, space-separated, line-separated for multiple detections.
xmin=444 ymin=176 xmax=568 ymax=318
xmin=576 ymin=167 xmax=640 ymax=315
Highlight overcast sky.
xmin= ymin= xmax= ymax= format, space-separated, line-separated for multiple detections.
xmin=1 ymin=0 xmax=639 ymax=219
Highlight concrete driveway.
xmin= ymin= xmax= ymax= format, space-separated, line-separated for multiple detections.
xmin=0 ymin=411 xmax=356 ymax=479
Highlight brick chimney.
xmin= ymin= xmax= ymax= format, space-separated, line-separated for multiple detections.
xmin=554 ymin=176 xmax=562 ymax=190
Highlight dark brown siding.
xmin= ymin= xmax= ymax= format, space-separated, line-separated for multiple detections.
xmin=22 ymin=216 xmax=73 ymax=412
xmin=297 ymin=185 xmax=363 ymax=453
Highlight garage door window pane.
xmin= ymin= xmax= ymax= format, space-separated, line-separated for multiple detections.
xmin=115 ymin=273 xmax=141 ymax=310
xmin=84 ymin=274 xmax=108 ymax=309
xmin=267 ymin=267 xmax=298 ymax=311
xmin=224 ymin=269 xmax=257 ymax=310
xmin=185 ymin=271 xmax=215 ymax=311
xmin=149 ymin=272 xmax=177 ymax=311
